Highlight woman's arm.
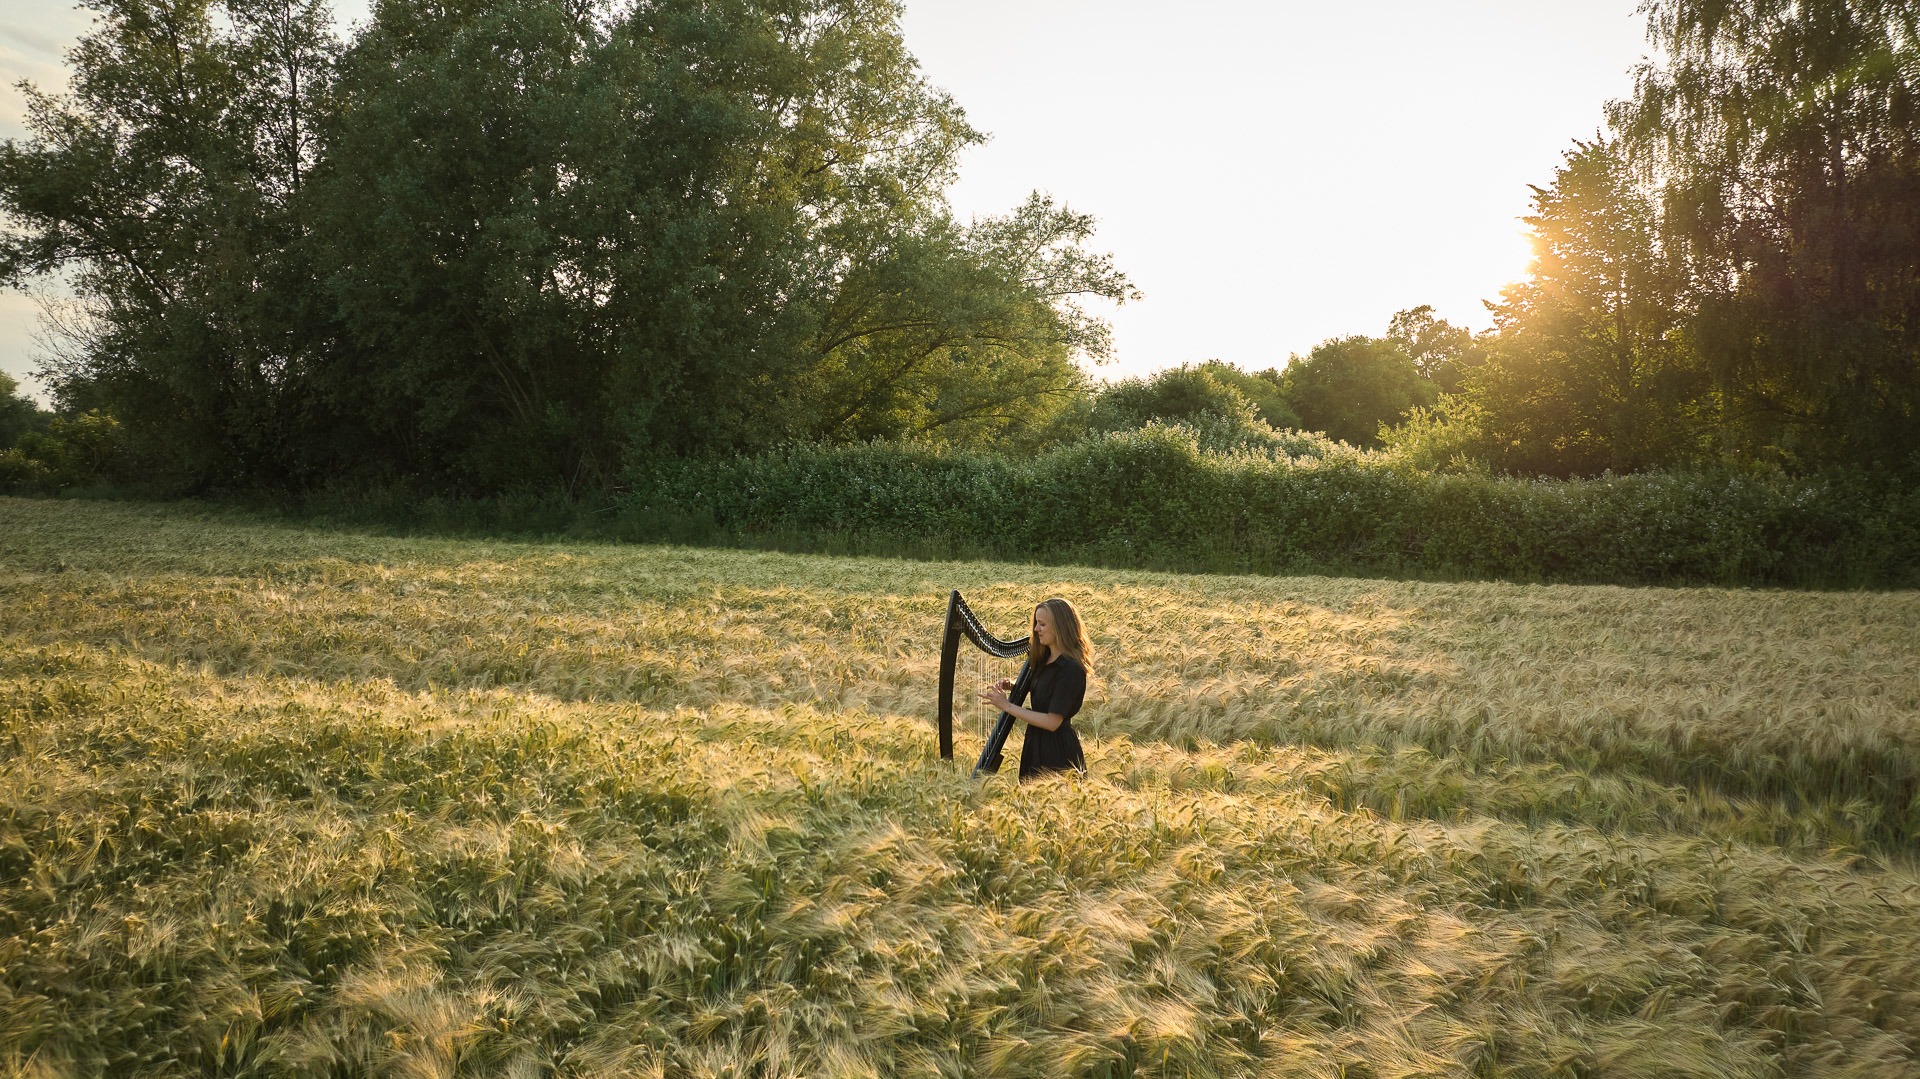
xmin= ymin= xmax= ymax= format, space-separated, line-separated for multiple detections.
xmin=978 ymin=685 xmax=1066 ymax=731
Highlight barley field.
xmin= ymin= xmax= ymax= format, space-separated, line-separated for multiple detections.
xmin=3 ymin=497 xmax=1918 ymax=1078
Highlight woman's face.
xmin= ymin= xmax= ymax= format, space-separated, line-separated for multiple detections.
xmin=1032 ymin=605 xmax=1056 ymax=649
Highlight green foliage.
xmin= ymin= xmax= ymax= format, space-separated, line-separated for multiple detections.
xmin=1190 ymin=359 xmax=1298 ymax=428
xmin=0 ymin=449 xmax=41 ymax=492
xmin=1377 ymin=396 xmax=1492 ymax=475
xmin=0 ymin=0 xmax=338 ymax=489
xmin=1396 ymin=1 xmax=1920 ymax=478
xmin=790 ymin=194 xmax=1136 ymax=450
xmin=622 ymin=436 xmax=1920 ymax=587
xmin=1092 ymin=364 xmax=1250 ymax=428
xmin=1083 ymin=365 xmax=1266 ymax=455
xmin=305 ymin=0 xmax=1011 ymax=481
xmin=1385 ymin=305 xmax=1484 ymax=395
xmin=7 ymin=0 xmax=1918 ymax=491
xmin=1607 ymin=0 xmax=1920 ymax=470
xmin=0 ymin=371 xmax=49 ymax=449
xmin=0 ymin=409 xmax=128 ymax=492
xmin=1280 ymin=335 xmax=1435 ymax=449
xmin=1456 ymin=141 xmax=1710 ymax=477
xmin=0 ymin=0 xmax=1133 ymax=493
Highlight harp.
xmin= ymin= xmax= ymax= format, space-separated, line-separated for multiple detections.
xmin=936 ymin=590 xmax=1033 ymax=776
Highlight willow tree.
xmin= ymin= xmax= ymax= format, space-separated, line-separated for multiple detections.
xmin=1611 ymin=0 xmax=1920 ymax=469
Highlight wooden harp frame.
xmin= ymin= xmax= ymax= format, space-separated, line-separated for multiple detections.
xmin=937 ymin=590 xmax=1033 ymax=776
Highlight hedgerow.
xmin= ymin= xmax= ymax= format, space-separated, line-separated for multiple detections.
xmin=619 ymin=427 xmax=1920 ymax=587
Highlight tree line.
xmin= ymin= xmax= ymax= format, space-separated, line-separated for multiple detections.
xmin=2 ymin=0 xmax=1916 ymax=494
xmin=1405 ymin=1 xmax=1920 ymax=477
xmin=0 ymin=0 xmax=1135 ymax=493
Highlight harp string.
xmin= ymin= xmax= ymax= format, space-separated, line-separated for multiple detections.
xmin=965 ymin=649 xmax=976 ymax=748
xmin=972 ymin=648 xmax=989 ymax=748
xmin=963 ymin=645 xmax=1009 ymax=755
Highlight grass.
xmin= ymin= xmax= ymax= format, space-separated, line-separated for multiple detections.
xmin=2 ymin=496 xmax=1918 ymax=1077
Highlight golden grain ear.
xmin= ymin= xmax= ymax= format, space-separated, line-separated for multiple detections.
xmin=15 ymin=497 xmax=1918 ymax=1079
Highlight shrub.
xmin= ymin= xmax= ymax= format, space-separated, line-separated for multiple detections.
xmin=0 ymin=448 xmax=49 ymax=492
xmin=0 ymin=410 xmax=129 ymax=493
xmin=620 ymin=436 xmax=1920 ymax=587
xmin=0 ymin=370 xmax=49 ymax=450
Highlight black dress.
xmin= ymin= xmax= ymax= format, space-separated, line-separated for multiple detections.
xmin=1016 ymin=653 xmax=1087 ymax=779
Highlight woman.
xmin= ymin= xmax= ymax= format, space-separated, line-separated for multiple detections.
xmin=979 ymin=597 xmax=1093 ymax=779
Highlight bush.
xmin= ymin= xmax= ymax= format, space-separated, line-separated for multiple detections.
xmin=619 ymin=435 xmax=1920 ymax=587
xmin=0 ymin=448 xmax=49 ymax=492
xmin=1087 ymin=366 xmax=1322 ymax=455
xmin=0 ymin=371 xmax=50 ymax=450
xmin=0 ymin=410 xmax=129 ymax=494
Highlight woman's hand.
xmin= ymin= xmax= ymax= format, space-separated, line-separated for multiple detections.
xmin=976 ymin=680 xmax=1064 ymax=732
xmin=977 ymin=681 xmax=1011 ymax=710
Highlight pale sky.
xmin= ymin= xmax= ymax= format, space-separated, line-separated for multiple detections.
xmin=0 ymin=0 xmax=1650 ymax=402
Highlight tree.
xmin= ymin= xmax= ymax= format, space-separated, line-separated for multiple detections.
xmin=1280 ymin=335 xmax=1433 ymax=448
xmin=1610 ymin=0 xmax=1920 ymax=470
xmin=0 ymin=371 xmax=51 ymax=449
xmin=792 ymin=193 xmax=1136 ymax=449
xmin=1191 ymin=360 xmax=1299 ymax=429
xmin=1084 ymin=364 xmax=1286 ymax=453
xmin=301 ymin=0 xmax=1135 ymax=486
xmin=307 ymin=0 xmax=870 ymax=484
xmin=1386 ymin=305 xmax=1484 ymax=395
xmin=1091 ymin=364 xmax=1255 ymax=428
xmin=2 ymin=0 xmax=1133 ymax=491
xmin=0 ymin=0 xmax=338 ymax=488
xmin=1464 ymin=140 xmax=1707 ymax=476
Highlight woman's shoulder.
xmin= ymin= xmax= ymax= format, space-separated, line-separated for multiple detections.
xmin=1049 ymin=653 xmax=1087 ymax=674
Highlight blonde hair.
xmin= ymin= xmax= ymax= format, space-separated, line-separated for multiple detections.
xmin=1030 ymin=597 xmax=1095 ymax=674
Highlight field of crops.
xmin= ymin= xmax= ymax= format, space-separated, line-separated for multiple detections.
xmin=3 ymin=497 xmax=1919 ymax=1077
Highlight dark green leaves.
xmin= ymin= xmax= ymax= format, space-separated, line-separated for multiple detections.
xmin=1 ymin=0 xmax=1132 ymax=491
